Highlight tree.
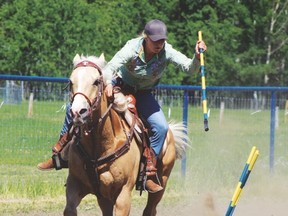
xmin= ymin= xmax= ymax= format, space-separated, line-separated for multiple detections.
xmin=264 ymin=0 xmax=288 ymax=86
xmin=0 ymin=0 xmax=99 ymax=77
xmin=0 ymin=0 xmax=287 ymax=87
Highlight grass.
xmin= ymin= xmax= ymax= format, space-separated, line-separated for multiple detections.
xmin=1 ymin=100 xmax=288 ymax=214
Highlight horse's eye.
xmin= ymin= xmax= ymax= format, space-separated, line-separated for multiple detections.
xmin=93 ymin=79 xmax=100 ymax=86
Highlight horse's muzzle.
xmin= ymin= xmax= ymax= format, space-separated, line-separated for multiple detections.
xmin=72 ymin=108 xmax=90 ymax=126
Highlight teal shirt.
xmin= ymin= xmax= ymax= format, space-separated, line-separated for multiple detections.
xmin=103 ymin=37 xmax=200 ymax=91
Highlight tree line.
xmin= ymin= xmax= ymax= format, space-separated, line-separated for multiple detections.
xmin=1 ymin=0 xmax=287 ymax=87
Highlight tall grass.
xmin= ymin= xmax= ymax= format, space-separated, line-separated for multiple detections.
xmin=1 ymin=100 xmax=288 ymax=214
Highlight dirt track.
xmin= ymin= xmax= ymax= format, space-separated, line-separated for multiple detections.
xmin=129 ymin=193 xmax=288 ymax=216
xmin=3 ymin=172 xmax=288 ymax=216
xmin=7 ymin=191 xmax=288 ymax=216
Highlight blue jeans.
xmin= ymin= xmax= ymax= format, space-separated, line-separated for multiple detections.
xmin=60 ymin=103 xmax=72 ymax=137
xmin=135 ymin=91 xmax=168 ymax=157
xmin=61 ymin=88 xmax=168 ymax=157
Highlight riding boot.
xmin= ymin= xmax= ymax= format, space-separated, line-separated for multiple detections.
xmin=144 ymin=148 xmax=163 ymax=193
xmin=37 ymin=132 xmax=69 ymax=171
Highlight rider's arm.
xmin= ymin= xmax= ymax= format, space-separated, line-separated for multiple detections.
xmin=165 ymin=42 xmax=200 ymax=73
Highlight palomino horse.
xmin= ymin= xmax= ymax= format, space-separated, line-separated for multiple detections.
xmin=64 ymin=54 xmax=190 ymax=216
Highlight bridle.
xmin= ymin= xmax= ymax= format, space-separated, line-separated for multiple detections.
xmin=70 ymin=60 xmax=105 ymax=118
xmin=71 ymin=78 xmax=104 ymax=113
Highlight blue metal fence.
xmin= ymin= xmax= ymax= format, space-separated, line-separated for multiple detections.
xmin=1 ymin=74 xmax=288 ymax=174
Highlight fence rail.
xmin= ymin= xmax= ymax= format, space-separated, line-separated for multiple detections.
xmin=1 ymin=74 xmax=288 ymax=174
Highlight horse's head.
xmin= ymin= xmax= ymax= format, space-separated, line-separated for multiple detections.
xmin=69 ymin=53 xmax=106 ymax=126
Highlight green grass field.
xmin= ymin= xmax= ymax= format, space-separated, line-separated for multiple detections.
xmin=1 ymin=100 xmax=288 ymax=215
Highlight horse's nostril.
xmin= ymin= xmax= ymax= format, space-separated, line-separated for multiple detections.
xmin=79 ymin=109 xmax=87 ymax=115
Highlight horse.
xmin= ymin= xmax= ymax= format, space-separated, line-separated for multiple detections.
xmin=64 ymin=53 xmax=190 ymax=216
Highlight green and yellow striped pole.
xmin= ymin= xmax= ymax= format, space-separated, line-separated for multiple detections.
xmin=225 ymin=146 xmax=260 ymax=216
xmin=198 ymin=31 xmax=209 ymax=131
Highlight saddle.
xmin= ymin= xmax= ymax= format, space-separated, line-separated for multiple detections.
xmin=112 ymin=87 xmax=144 ymax=140
xmin=112 ymin=87 xmax=151 ymax=192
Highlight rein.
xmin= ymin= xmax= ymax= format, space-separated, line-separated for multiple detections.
xmin=76 ymin=122 xmax=135 ymax=167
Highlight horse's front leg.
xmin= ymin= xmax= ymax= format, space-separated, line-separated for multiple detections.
xmin=97 ymin=185 xmax=132 ymax=216
xmin=64 ymin=174 xmax=87 ymax=216
xmin=114 ymin=185 xmax=133 ymax=216
xmin=97 ymin=196 xmax=114 ymax=216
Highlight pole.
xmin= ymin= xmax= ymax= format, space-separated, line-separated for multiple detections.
xmin=198 ymin=31 xmax=209 ymax=131
xmin=225 ymin=146 xmax=260 ymax=216
xmin=269 ymin=91 xmax=276 ymax=173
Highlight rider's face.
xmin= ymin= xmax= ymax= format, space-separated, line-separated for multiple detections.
xmin=145 ymin=36 xmax=165 ymax=54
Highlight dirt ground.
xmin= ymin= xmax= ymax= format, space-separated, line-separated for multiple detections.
xmin=3 ymin=173 xmax=288 ymax=216
xmin=129 ymin=193 xmax=288 ymax=216
xmin=7 ymin=191 xmax=288 ymax=216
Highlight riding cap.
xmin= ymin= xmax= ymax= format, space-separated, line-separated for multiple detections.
xmin=144 ymin=19 xmax=167 ymax=41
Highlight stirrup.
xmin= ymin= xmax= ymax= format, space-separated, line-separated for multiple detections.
xmin=143 ymin=173 xmax=163 ymax=193
xmin=52 ymin=153 xmax=68 ymax=170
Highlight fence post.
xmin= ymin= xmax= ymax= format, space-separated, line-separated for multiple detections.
xmin=181 ymin=90 xmax=189 ymax=177
xmin=219 ymin=101 xmax=225 ymax=126
xmin=275 ymin=106 xmax=279 ymax=129
xmin=285 ymin=100 xmax=288 ymax=123
xmin=28 ymin=93 xmax=33 ymax=118
xmin=270 ymin=91 xmax=276 ymax=173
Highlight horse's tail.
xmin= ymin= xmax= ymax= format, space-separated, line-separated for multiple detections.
xmin=168 ymin=121 xmax=191 ymax=159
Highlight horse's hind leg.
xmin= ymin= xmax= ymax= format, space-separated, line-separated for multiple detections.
xmin=143 ymin=152 xmax=175 ymax=216
xmin=64 ymin=174 xmax=87 ymax=216
xmin=142 ymin=189 xmax=165 ymax=216
xmin=143 ymin=172 xmax=169 ymax=216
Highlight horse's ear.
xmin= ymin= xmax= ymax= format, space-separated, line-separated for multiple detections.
xmin=73 ymin=54 xmax=81 ymax=62
xmin=99 ymin=53 xmax=105 ymax=62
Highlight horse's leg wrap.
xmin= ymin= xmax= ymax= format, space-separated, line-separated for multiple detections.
xmin=144 ymin=148 xmax=163 ymax=193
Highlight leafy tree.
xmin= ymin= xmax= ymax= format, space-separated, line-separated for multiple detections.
xmin=0 ymin=0 xmax=287 ymax=87
xmin=0 ymin=0 xmax=99 ymax=77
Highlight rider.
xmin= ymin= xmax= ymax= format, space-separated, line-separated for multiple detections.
xmin=37 ymin=19 xmax=207 ymax=193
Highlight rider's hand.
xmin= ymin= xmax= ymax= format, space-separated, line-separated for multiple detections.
xmin=105 ymin=83 xmax=113 ymax=98
xmin=195 ymin=40 xmax=207 ymax=59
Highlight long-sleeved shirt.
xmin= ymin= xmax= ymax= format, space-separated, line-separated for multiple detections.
xmin=103 ymin=37 xmax=200 ymax=91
